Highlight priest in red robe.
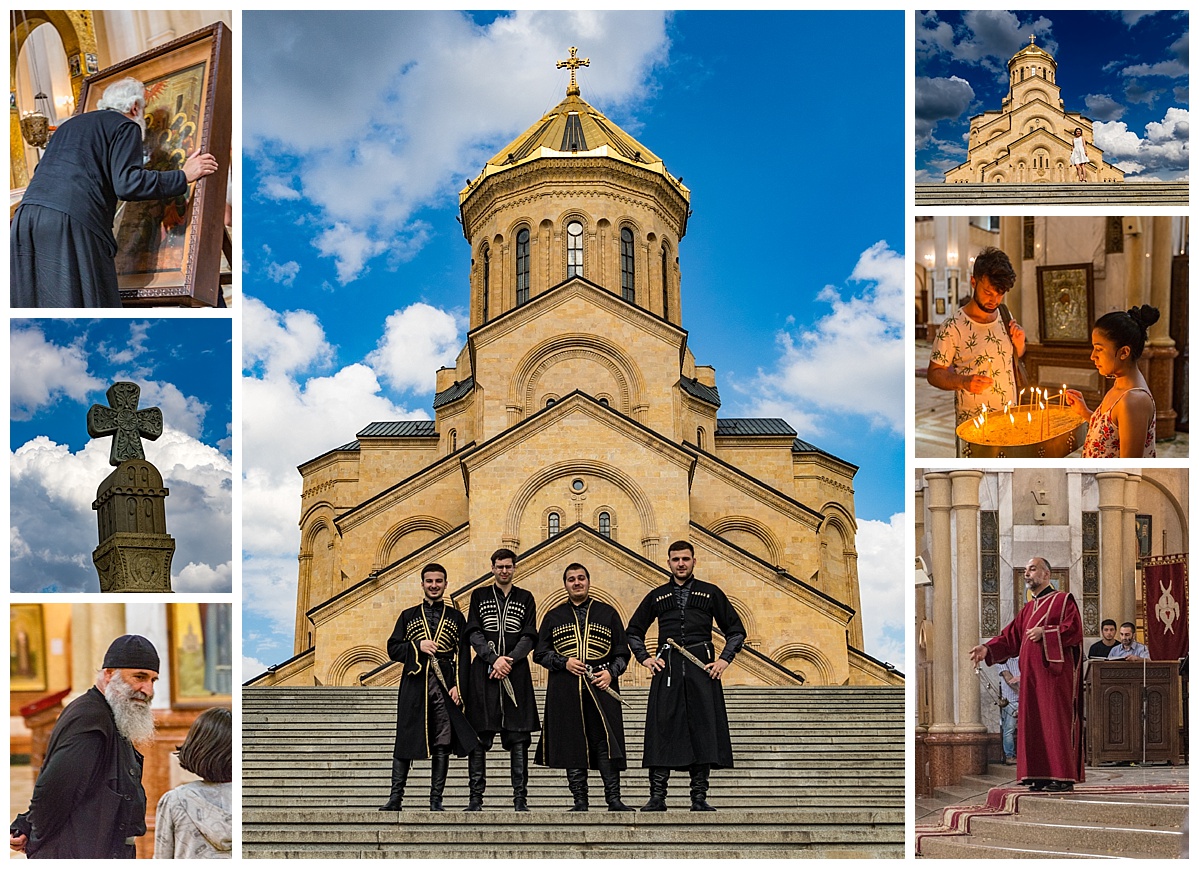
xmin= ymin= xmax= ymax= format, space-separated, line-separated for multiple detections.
xmin=970 ymin=556 xmax=1084 ymax=792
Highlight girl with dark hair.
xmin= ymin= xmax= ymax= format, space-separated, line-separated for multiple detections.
xmin=1065 ymin=305 xmax=1161 ymax=458
xmin=154 ymin=707 xmax=232 ymax=859
xmin=1070 ymin=128 xmax=1088 ymax=181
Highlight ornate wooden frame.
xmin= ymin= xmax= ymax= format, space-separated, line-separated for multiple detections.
xmin=1036 ymin=262 xmax=1095 ymax=345
xmin=77 ymin=22 xmax=231 ymax=307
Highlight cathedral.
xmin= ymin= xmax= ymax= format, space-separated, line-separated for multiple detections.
xmin=945 ymin=37 xmax=1125 ymax=184
xmin=252 ymin=56 xmax=900 ymax=691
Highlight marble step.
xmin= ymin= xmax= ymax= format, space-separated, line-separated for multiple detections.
xmin=915 ymin=181 xmax=1187 ymax=206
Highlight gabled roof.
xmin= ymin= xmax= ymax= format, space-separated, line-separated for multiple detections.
xmin=432 ymin=376 xmax=474 ymax=409
xmin=679 ymin=375 xmax=720 ymax=407
xmin=357 ymin=420 xmax=437 ymax=438
xmin=715 ymin=418 xmax=797 ymax=437
xmin=793 ymin=437 xmax=859 ymax=472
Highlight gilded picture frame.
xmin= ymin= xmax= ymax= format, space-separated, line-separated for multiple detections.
xmin=167 ymin=602 xmax=232 ymax=708
xmin=77 ymin=22 xmax=232 ymax=307
xmin=1036 ymin=263 xmax=1095 ymax=345
xmin=10 ymin=604 xmax=48 ymax=692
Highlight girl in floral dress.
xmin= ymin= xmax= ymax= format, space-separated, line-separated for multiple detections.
xmin=1065 ymin=306 xmax=1160 ymax=458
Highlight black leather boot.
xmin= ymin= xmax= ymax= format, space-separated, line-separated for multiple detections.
xmin=566 ymin=768 xmax=589 ymax=811
xmin=465 ymin=746 xmax=486 ymax=811
xmin=689 ymin=764 xmax=715 ymax=811
xmin=429 ymin=746 xmax=450 ymax=811
xmin=378 ymin=757 xmax=410 ymax=811
xmin=510 ymin=744 xmax=530 ymax=812
xmin=640 ymin=766 xmax=669 ymax=811
xmin=598 ymin=756 xmax=633 ymax=812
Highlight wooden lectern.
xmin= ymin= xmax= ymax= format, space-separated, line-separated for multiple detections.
xmin=1085 ymin=659 xmax=1182 ymax=765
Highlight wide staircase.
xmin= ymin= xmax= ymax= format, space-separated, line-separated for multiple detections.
xmin=915 ymin=181 xmax=1187 ymax=206
xmin=242 ymin=685 xmax=903 ymax=858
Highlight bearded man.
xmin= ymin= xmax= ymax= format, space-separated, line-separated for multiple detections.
xmin=11 ymin=76 xmax=218 ymax=307
xmin=10 ymin=634 xmax=160 ymax=858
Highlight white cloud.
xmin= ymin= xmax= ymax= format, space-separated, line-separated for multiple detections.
xmin=137 ymin=380 xmax=208 ymax=440
xmin=10 ymin=325 xmax=104 ymax=420
xmin=175 ymin=561 xmax=232 ymax=593
xmin=104 ymin=321 xmax=153 ymax=365
xmin=10 ymin=432 xmax=231 ymax=593
xmin=244 ymin=11 xmax=671 ymax=282
xmin=1096 ymin=107 xmax=1190 ymax=179
xmin=744 ymin=242 xmax=905 ymax=436
xmin=266 ymin=260 xmax=300 ymax=287
xmin=855 ymin=513 xmax=906 ymax=667
xmin=915 ymin=76 xmax=975 ymax=146
xmin=243 ymin=655 xmax=270 ymax=682
xmin=367 ymin=303 xmax=464 ymax=393
xmin=1084 ymin=94 xmax=1125 ymax=122
xmin=917 ymin=10 xmax=1056 ymax=78
xmin=241 ymin=297 xmax=441 ymax=642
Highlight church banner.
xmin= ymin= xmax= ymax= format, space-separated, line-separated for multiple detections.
xmin=1142 ymin=554 xmax=1187 ymax=661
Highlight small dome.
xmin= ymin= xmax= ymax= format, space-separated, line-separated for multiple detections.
xmin=1009 ymin=35 xmax=1056 ymax=68
xmin=460 ymin=87 xmax=688 ymax=205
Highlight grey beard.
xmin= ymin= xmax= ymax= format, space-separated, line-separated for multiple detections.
xmin=105 ymin=673 xmax=156 ymax=745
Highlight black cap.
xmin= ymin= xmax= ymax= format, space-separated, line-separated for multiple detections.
xmin=101 ymin=635 xmax=160 ymax=672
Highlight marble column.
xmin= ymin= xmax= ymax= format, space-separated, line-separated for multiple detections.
xmin=999 ymin=216 xmax=1023 ymax=324
xmin=1123 ymin=472 xmax=1142 ymax=622
xmin=1144 ymin=216 xmax=1178 ymax=438
xmin=71 ymin=603 xmax=126 ymax=701
xmin=1123 ymin=217 xmax=1146 ymax=308
xmin=924 ymin=473 xmax=954 ymax=732
xmin=1097 ymin=471 xmax=1128 ymax=623
xmin=951 ymin=470 xmax=986 ymax=733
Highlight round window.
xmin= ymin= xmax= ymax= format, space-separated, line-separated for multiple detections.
xmin=571 ymin=478 xmax=586 ymax=492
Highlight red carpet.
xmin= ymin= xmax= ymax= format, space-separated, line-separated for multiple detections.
xmin=915 ymin=782 xmax=1189 ymax=855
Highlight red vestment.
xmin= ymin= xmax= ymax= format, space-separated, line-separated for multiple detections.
xmin=984 ymin=589 xmax=1085 ymax=783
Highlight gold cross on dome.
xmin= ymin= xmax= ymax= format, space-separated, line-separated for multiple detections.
xmin=557 ymin=46 xmax=590 ymax=96
xmin=1029 ymin=34 xmax=1036 ymax=45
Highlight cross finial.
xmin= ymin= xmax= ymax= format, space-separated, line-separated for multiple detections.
xmin=556 ymin=46 xmax=590 ymax=97
xmin=86 ymin=382 xmax=164 ymax=466
xmin=1029 ymin=34 xmax=1036 ymax=45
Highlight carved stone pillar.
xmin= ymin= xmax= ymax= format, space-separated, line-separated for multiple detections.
xmin=1123 ymin=472 xmax=1141 ymax=620
xmin=1097 ymin=471 xmax=1128 ymax=623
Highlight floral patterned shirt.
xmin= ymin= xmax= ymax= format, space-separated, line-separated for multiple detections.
xmin=929 ymin=308 xmax=1017 ymax=422
xmin=1081 ymin=387 xmax=1157 ymax=458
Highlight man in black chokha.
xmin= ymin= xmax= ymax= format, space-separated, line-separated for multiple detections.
xmin=533 ymin=563 xmax=634 ymax=812
xmin=379 ymin=563 xmax=478 ymax=811
xmin=627 ymin=540 xmax=747 ymax=811
xmin=463 ymin=547 xmax=540 ymax=811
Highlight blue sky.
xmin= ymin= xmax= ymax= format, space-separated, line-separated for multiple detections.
xmin=916 ymin=10 xmax=1189 ymax=181
xmin=241 ymin=10 xmax=905 ymax=674
xmin=10 ymin=318 xmax=232 ymax=593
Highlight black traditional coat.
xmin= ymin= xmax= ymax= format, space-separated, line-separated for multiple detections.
xmin=464 ymin=584 xmax=541 ymax=734
xmin=533 ymin=599 xmax=629 ymax=770
xmin=387 ymin=601 xmax=478 ymax=759
xmin=11 ymin=686 xmax=145 ymax=858
xmin=11 ymin=109 xmax=187 ymax=308
xmin=626 ymin=577 xmax=747 ymax=769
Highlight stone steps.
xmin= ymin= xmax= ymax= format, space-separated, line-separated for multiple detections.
xmin=242 ymin=685 xmax=904 ymax=857
xmin=915 ymin=181 xmax=1187 ymax=206
xmin=920 ymin=792 xmax=1187 ymax=859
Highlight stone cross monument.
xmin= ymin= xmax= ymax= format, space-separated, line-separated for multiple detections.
xmin=87 ymin=382 xmax=175 ymax=593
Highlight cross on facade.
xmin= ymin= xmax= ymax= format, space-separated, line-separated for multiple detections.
xmin=556 ymin=46 xmax=590 ymax=96
xmin=86 ymin=381 xmax=164 ymax=466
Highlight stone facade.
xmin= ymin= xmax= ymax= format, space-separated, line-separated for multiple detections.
xmin=256 ymin=81 xmax=900 ymax=691
xmin=945 ymin=37 xmax=1124 ymax=184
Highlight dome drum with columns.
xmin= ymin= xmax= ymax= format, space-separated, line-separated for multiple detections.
xmin=252 ymin=50 xmax=900 ymax=691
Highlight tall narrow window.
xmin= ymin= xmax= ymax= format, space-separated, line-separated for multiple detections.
xmin=566 ymin=221 xmax=583 ymax=278
xmin=620 ymin=228 xmax=635 ymax=302
xmin=548 ymin=512 xmax=560 ymax=538
xmin=598 ymin=511 xmax=611 ymax=538
xmin=481 ymin=246 xmax=490 ymax=322
xmin=661 ymin=246 xmax=670 ymax=318
xmin=450 ymin=429 xmax=457 ymax=451
xmin=516 ymin=229 xmax=530 ymax=305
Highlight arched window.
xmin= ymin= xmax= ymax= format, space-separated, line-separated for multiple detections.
xmin=620 ymin=228 xmax=635 ymax=302
xmin=598 ymin=511 xmax=611 ymax=538
xmin=567 ymin=221 xmax=583 ymax=278
xmin=481 ymin=246 xmax=490 ymax=323
xmin=516 ymin=228 xmax=530 ymax=305
xmin=548 ymin=512 xmax=560 ymax=537
xmin=545 ymin=397 xmax=556 ymax=408
xmin=449 ymin=429 xmax=457 ymax=451
xmin=661 ymin=245 xmax=670 ymax=318
xmin=697 ymin=427 xmax=706 ymax=451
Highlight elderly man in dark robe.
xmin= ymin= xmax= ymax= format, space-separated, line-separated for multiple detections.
xmin=533 ymin=562 xmax=633 ymax=812
xmin=463 ymin=547 xmax=540 ymax=811
xmin=10 ymin=635 xmax=160 ymax=858
xmin=970 ymin=556 xmax=1085 ymax=792
xmin=627 ymin=540 xmax=746 ymax=811
xmin=379 ymin=563 xmax=478 ymax=811
xmin=11 ymin=76 xmax=218 ymax=308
